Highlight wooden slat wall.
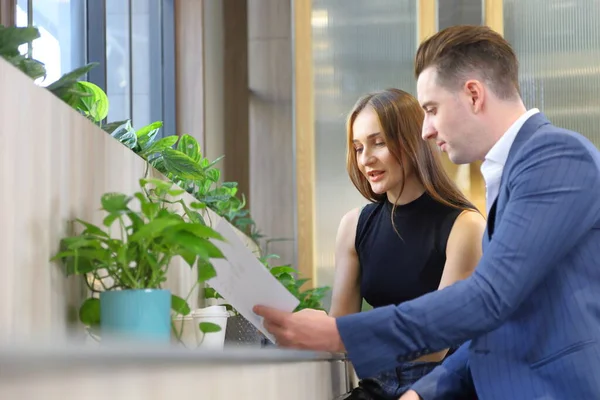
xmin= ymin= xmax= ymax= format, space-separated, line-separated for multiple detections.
xmin=292 ymin=0 xmax=315 ymax=287
xmin=0 ymin=58 xmax=256 ymax=342
xmin=175 ymin=0 xmax=205 ymax=145
xmin=248 ymin=0 xmax=297 ymax=272
xmin=223 ymin=0 xmax=250 ymax=208
xmin=0 ymin=0 xmax=15 ymax=27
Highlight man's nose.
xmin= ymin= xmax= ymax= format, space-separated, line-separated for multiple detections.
xmin=422 ymin=120 xmax=437 ymax=141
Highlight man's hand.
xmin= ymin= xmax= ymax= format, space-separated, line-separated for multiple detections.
xmin=253 ymin=306 xmax=345 ymax=353
xmin=399 ymin=390 xmax=422 ymax=400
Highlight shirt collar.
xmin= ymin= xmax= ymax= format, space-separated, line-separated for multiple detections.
xmin=485 ymin=108 xmax=540 ymax=166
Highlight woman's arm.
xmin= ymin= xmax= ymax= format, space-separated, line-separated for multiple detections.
xmin=418 ymin=209 xmax=485 ymax=362
xmin=329 ymin=208 xmax=362 ymax=318
xmin=439 ymin=210 xmax=486 ymax=290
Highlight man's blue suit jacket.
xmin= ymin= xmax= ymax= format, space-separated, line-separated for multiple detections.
xmin=337 ymin=113 xmax=600 ymax=400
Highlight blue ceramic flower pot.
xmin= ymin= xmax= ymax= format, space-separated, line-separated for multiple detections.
xmin=100 ymin=289 xmax=171 ymax=344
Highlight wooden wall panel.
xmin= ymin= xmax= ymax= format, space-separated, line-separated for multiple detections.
xmin=291 ymin=0 xmax=315 ymax=286
xmin=0 ymin=0 xmax=15 ymax=27
xmin=223 ymin=0 xmax=250 ymax=208
xmin=485 ymin=0 xmax=504 ymax=36
xmin=248 ymin=0 xmax=296 ymax=272
xmin=175 ymin=0 xmax=205 ymax=145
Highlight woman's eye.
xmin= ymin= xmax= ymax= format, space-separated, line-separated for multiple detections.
xmin=355 ymin=147 xmax=363 ymax=153
xmin=375 ymin=141 xmax=385 ymax=146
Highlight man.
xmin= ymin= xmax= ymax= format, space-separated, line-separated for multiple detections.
xmin=254 ymin=25 xmax=600 ymax=399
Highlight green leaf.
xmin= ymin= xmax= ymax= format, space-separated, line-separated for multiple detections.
xmin=171 ymin=294 xmax=191 ymax=316
xmin=168 ymin=222 xmax=224 ymax=240
xmin=140 ymin=135 xmax=178 ymax=157
xmin=53 ymin=248 xmax=109 ymax=275
xmin=221 ymin=181 xmax=237 ymax=189
xmin=128 ymin=217 xmax=182 ymax=242
xmin=277 ymin=272 xmax=295 ymax=286
xmin=206 ymin=168 xmax=220 ymax=183
xmin=79 ymin=298 xmax=101 ymax=326
xmin=136 ymin=121 xmax=163 ymax=151
xmin=204 ymin=287 xmax=220 ymax=299
xmin=102 ymin=213 xmax=120 ymax=227
xmin=100 ymin=193 xmax=131 ymax=213
xmin=72 ymin=81 xmax=109 ymax=122
xmin=108 ymin=120 xmax=137 ymax=149
xmin=46 ymin=62 xmax=98 ymax=91
xmin=125 ymin=211 xmax=145 ymax=231
xmin=176 ymin=134 xmax=202 ymax=163
xmin=171 ymin=231 xmax=224 ymax=261
xmin=197 ymin=258 xmax=217 ymax=282
xmin=207 ymin=155 xmax=225 ymax=168
xmin=140 ymin=201 xmax=160 ymax=221
xmin=6 ymin=55 xmax=46 ymax=80
xmin=0 ymin=26 xmax=40 ymax=55
xmin=161 ymin=148 xmax=206 ymax=180
xmin=102 ymin=120 xmax=130 ymax=134
xmin=270 ymin=265 xmax=297 ymax=276
xmin=178 ymin=248 xmax=197 ymax=268
xmin=140 ymin=177 xmax=174 ymax=191
xmin=199 ymin=322 xmax=221 ymax=333
xmin=75 ymin=219 xmax=109 ymax=238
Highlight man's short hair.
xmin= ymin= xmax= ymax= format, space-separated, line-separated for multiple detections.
xmin=415 ymin=25 xmax=520 ymax=100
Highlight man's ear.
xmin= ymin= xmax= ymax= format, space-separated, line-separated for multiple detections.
xmin=464 ymin=80 xmax=485 ymax=113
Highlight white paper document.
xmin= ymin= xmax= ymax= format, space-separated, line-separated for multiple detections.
xmin=206 ymin=220 xmax=300 ymax=343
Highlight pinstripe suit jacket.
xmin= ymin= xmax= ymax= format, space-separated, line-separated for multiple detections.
xmin=336 ymin=113 xmax=600 ymax=400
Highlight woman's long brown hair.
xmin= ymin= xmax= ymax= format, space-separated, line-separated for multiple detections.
xmin=346 ymin=88 xmax=478 ymax=214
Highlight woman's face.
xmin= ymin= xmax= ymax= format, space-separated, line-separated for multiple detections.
xmin=352 ymin=106 xmax=408 ymax=198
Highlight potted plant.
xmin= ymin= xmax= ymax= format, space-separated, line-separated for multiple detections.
xmin=51 ymin=178 xmax=225 ymax=344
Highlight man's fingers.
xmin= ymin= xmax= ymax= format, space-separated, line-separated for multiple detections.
xmin=253 ymin=305 xmax=288 ymax=325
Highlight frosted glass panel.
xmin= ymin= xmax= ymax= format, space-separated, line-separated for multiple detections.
xmin=504 ymin=0 xmax=600 ymax=147
xmin=312 ymin=0 xmax=417 ymax=293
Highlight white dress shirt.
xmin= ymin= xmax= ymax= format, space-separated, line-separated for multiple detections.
xmin=480 ymin=108 xmax=540 ymax=214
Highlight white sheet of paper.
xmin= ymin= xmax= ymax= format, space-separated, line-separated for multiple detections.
xmin=206 ymin=220 xmax=300 ymax=343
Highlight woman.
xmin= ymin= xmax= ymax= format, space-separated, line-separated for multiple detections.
xmin=330 ymin=88 xmax=485 ymax=399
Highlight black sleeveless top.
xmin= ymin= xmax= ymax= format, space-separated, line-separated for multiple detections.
xmin=356 ymin=192 xmax=462 ymax=308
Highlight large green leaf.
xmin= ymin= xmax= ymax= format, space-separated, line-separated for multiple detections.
xmin=79 ymin=298 xmax=101 ymax=326
xmin=53 ymin=248 xmax=110 ymax=275
xmin=0 ymin=25 xmax=40 ymax=55
xmin=73 ymin=81 xmax=109 ymax=122
xmin=178 ymin=248 xmax=197 ymax=268
xmin=136 ymin=121 xmax=163 ymax=151
xmin=128 ymin=217 xmax=182 ymax=242
xmin=102 ymin=120 xmax=130 ymax=134
xmin=140 ymin=135 xmax=178 ymax=157
xmin=197 ymin=258 xmax=217 ymax=282
xmin=176 ymin=134 xmax=202 ymax=163
xmin=46 ymin=62 xmax=98 ymax=92
xmin=75 ymin=219 xmax=109 ymax=238
xmin=269 ymin=265 xmax=297 ymax=276
xmin=205 ymin=168 xmax=220 ymax=183
xmin=108 ymin=120 xmax=137 ymax=149
xmin=166 ymin=222 xmax=224 ymax=241
xmin=171 ymin=294 xmax=191 ymax=316
xmin=171 ymin=231 xmax=224 ymax=260
xmin=100 ymin=193 xmax=131 ymax=213
xmin=5 ymin=54 xmax=46 ymax=80
xmin=161 ymin=148 xmax=206 ymax=180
